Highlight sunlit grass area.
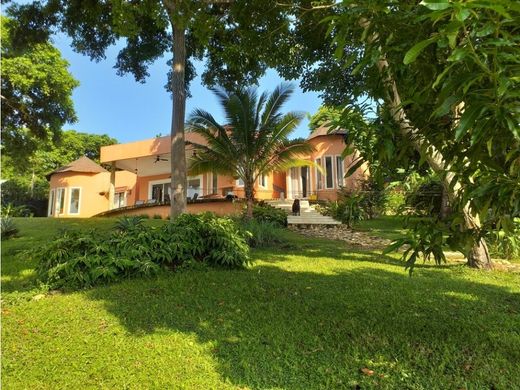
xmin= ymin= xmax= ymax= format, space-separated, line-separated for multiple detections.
xmin=2 ymin=218 xmax=519 ymax=389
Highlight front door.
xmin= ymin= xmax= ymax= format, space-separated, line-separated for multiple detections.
xmin=301 ymin=167 xmax=309 ymax=198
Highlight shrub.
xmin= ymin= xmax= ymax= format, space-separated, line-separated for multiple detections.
xmin=1 ymin=203 xmax=31 ymax=217
xmin=383 ymin=190 xmax=406 ymax=215
xmin=405 ymin=180 xmax=443 ymax=216
xmin=238 ymin=219 xmax=284 ymax=248
xmin=487 ymin=218 xmax=520 ymax=260
xmin=153 ymin=214 xmax=163 ymax=219
xmin=251 ymin=203 xmax=287 ymax=227
xmin=114 ymin=215 xmax=146 ymax=232
xmin=318 ymin=194 xmax=367 ymax=227
xmin=29 ymin=213 xmax=250 ymax=289
xmin=1 ymin=216 xmax=19 ymax=240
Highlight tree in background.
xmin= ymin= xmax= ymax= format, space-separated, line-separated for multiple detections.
xmin=1 ymin=131 xmax=117 ymax=216
xmin=187 ymin=83 xmax=314 ymax=217
xmin=1 ymin=16 xmax=79 ymax=157
xmin=7 ymin=0 xmax=294 ymax=219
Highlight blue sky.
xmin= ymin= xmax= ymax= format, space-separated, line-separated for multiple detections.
xmin=53 ymin=35 xmax=324 ymax=144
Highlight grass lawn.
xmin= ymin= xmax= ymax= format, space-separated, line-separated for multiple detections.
xmin=2 ymin=218 xmax=520 ymax=389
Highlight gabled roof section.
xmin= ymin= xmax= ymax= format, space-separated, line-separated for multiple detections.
xmin=46 ymin=156 xmax=107 ymax=180
xmin=307 ymin=124 xmax=347 ymax=140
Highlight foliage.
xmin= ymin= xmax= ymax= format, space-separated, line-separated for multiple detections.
xmin=384 ymin=219 xmax=447 ymax=275
xmin=1 ymin=217 xmax=19 ymax=240
xmin=405 ymin=179 xmax=443 ymax=217
xmin=0 ymin=203 xmax=31 ymax=218
xmin=251 ymin=203 xmax=288 ymax=228
xmin=487 ymin=219 xmax=520 ymax=260
xmin=187 ymin=84 xmax=314 ymax=216
xmin=29 ymin=213 xmax=250 ymax=289
xmin=383 ymin=191 xmax=406 ymax=216
xmin=308 ymin=106 xmax=344 ymax=132
xmin=0 ymin=16 xmax=78 ymax=153
xmin=318 ymin=194 xmax=367 ymax=227
xmin=113 ymin=216 xmax=147 ymax=232
xmin=237 ymin=218 xmax=284 ymax=248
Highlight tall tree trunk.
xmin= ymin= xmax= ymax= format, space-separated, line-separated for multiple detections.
xmin=374 ymin=54 xmax=491 ymax=268
xmin=169 ymin=24 xmax=187 ymax=220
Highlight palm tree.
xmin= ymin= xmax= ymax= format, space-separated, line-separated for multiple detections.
xmin=187 ymin=83 xmax=315 ymax=217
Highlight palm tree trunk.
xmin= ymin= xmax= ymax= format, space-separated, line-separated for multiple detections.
xmin=245 ymin=181 xmax=254 ymax=218
xmin=169 ymin=24 xmax=187 ymax=220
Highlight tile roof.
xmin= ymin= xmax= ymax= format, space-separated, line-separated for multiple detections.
xmin=46 ymin=156 xmax=107 ymax=180
xmin=307 ymin=124 xmax=347 ymax=140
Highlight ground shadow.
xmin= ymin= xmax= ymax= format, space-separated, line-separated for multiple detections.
xmin=87 ymin=255 xmax=520 ymax=389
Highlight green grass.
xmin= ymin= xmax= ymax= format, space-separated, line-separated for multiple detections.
xmin=355 ymin=215 xmax=410 ymax=240
xmin=2 ymin=218 xmax=520 ymax=389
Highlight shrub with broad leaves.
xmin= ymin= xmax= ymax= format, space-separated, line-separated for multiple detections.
xmin=29 ymin=213 xmax=250 ymax=290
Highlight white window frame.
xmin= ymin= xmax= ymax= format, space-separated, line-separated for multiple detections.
xmin=68 ymin=187 xmax=81 ymax=215
xmin=187 ymin=174 xmax=203 ymax=198
xmin=315 ymin=158 xmax=323 ymax=190
xmin=114 ymin=191 xmax=127 ymax=208
xmin=259 ymin=173 xmax=268 ymax=188
xmin=324 ymin=156 xmax=334 ymax=189
xmin=213 ymin=173 xmax=218 ymax=194
xmin=148 ymin=179 xmax=171 ymax=201
xmin=236 ymin=178 xmax=244 ymax=187
xmin=48 ymin=189 xmax=56 ymax=216
xmin=335 ymin=155 xmax=344 ymax=188
xmin=56 ymin=187 xmax=66 ymax=215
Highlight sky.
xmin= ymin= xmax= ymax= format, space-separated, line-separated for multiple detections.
xmin=53 ymin=34 xmax=324 ymax=144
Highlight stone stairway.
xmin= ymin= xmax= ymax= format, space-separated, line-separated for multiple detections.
xmin=266 ymin=200 xmax=341 ymax=226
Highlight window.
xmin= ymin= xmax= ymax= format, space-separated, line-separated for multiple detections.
xmin=236 ymin=178 xmax=244 ymax=187
xmin=316 ymin=158 xmax=323 ymax=190
xmin=212 ymin=172 xmax=218 ymax=194
xmin=259 ymin=173 xmax=267 ymax=188
xmin=114 ymin=192 xmax=126 ymax=208
xmin=69 ymin=188 xmax=81 ymax=215
xmin=336 ymin=156 xmax=344 ymax=187
xmin=187 ymin=176 xmax=202 ymax=199
xmin=48 ymin=189 xmax=55 ymax=216
xmin=149 ymin=179 xmax=171 ymax=202
xmin=56 ymin=188 xmax=66 ymax=215
xmin=325 ymin=156 xmax=334 ymax=189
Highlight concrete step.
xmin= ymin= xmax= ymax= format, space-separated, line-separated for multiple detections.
xmin=268 ymin=200 xmax=341 ymax=225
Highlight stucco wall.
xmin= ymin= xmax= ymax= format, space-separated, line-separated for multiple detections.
xmin=49 ymin=170 xmax=137 ymax=218
xmin=100 ymin=200 xmax=244 ymax=219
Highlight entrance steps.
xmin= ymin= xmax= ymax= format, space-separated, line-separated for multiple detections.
xmin=266 ymin=200 xmax=341 ymax=226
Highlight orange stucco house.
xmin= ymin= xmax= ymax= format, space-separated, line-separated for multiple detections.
xmin=46 ymin=126 xmax=368 ymax=218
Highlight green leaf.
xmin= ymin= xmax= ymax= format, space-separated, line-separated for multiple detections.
xmin=404 ymin=38 xmax=436 ymax=65
xmin=420 ymin=1 xmax=452 ymax=11
xmin=455 ymin=105 xmax=483 ymax=141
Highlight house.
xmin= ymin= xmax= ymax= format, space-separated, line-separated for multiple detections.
xmin=46 ymin=126 xmax=368 ymax=218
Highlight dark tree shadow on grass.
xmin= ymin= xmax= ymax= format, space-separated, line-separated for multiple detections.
xmin=86 ymin=254 xmax=520 ymax=390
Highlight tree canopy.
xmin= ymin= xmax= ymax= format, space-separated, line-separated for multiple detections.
xmin=272 ymin=0 xmax=519 ymax=268
xmin=1 ymin=15 xmax=79 ymax=155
